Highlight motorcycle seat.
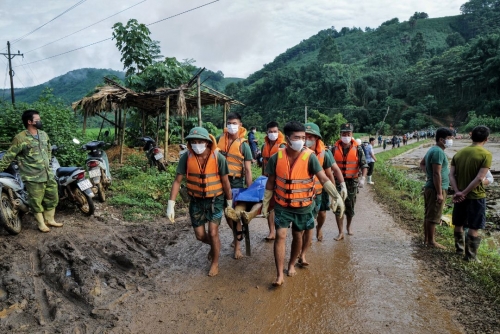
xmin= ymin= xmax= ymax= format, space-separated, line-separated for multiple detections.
xmin=56 ymin=167 xmax=81 ymax=177
xmin=0 ymin=172 xmax=16 ymax=179
xmin=85 ymin=141 xmax=104 ymax=150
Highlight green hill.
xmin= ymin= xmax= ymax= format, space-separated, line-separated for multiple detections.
xmin=226 ymin=1 xmax=500 ymax=134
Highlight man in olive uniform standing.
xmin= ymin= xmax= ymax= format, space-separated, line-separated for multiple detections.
xmin=0 ymin=110 xmax=60 ymax=232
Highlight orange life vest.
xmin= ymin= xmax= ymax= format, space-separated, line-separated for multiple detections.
xmin=312 ymin=140 xmax=326 ymax=195
xmin=274 ymin=148 xmax=315 ymax=208
xmin=186 ymin=135 xmax=223 ymax=198
xmin=262 ymin=131 xmax=286 ymax=175
xmin=333 ymin=139 xmax=360 ymax=179
xmin=217 ymin=127 xmax=247 ymax=179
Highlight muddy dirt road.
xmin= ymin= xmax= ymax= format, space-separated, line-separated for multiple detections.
xmin=2 ymin=140 xmax=499 ymax=333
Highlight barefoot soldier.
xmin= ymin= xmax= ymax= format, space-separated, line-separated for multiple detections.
xmin=217 ymin=112 xmax=253 ymax=259
xmin=419 ymin=127 xmax=454 ymax=249
xmin=261 ymin=121 xmax=286 ymax=241
xmin=0 ymin=110 xmax=61 ymax=233
xmin=301 ymin=123 xmax=347 ymax=265
xmin=262 ymin=121 xmax=345 ymax=286
xmin=332 ymin=122 xmax=368 ymax=240
xmin=167 ymin=127 xmax=233 ymax=277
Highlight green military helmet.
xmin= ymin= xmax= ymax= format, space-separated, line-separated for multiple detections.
xmin=185 ymin=127 xmax=212 ymax=143
xmin=304 ymin=122 xmax=322 ymax=139
xmin=340 ymin=122 xmax=354 ymax=132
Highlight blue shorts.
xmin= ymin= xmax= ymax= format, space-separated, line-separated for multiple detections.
xmin=452 ymin=198 xmax=486 ymax=230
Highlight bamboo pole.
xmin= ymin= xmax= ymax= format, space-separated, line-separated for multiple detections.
xmin=119 ymin=109 xmax=127 ymax=164
xmin=223 ymin=103 xmax=227 ymax=126
xmin=165 ymin=97 xmax=169 ymax=160
xmin=181 ymin=115 xmax=185 ymax=142
xmin=197 ymin=75 xmax=202 ymax=126
xmin=82 ymin=110 xmax=87 ymax=135
xmin=156 ymin=114 xmax=160 ymax=144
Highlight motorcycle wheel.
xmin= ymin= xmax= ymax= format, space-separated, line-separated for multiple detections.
xmin=97 ymin=182 xmax=106 ymax=202
xmin=0 ymin=192 xmax=22 ymax=235
xmin=156 ymin=160 xmax=166 ymax=172
xmin=74 ymin=188 xmax=95 ymax=216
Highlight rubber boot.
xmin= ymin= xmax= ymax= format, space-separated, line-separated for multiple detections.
xmin=367 ymin=176 xmax=374 ymax=185
xmin=34 ymin=212 xmax=50 ymax=233
xmin=43 ymin=208 xmax=63 ymax=227
xmin=241 ymin=207 xmax=260 ymax=225
xmin=464 ymin=235 xmax=481 ymax=263
xmin=454 ymin=231 xmax=465 ymax=255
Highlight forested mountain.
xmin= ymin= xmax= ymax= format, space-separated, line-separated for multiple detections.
xmin=1 ymin=67 xmax=241 ymax=106
xmin=226 ymin=0 xmax=500 ymax=134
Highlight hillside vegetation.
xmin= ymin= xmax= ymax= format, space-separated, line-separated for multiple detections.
xmin=226 ymin=0 xmax=500 ymax=135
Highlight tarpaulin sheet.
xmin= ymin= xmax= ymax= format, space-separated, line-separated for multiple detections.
xmin=232 ymin=176 xmax=268 ymax=203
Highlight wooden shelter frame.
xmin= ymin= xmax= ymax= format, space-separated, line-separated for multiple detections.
xmin=72 ymin=76 xmax=243 ymax=163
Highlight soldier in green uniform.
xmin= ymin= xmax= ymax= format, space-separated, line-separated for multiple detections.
xmin=0 ymin=110 xmax=61 ymax=232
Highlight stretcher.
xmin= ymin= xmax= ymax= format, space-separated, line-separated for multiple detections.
xmin=230 ymin=176 xmax=268 ymax=256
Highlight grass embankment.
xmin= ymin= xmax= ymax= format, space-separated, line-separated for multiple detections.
xmin=373 ymin=141 xmax=500 ymax=300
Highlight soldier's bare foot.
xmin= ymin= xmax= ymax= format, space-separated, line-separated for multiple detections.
xmin=334 ymin=233 xmax=344 ymax=241
xmin=241 ymin=211 xmax=250 ymax=225
xmin=208 ymin=263 xmax=219 ymax=277
xmin=429 ymin=242 xmax=446 ymax=249
xmin=265 ymin=233 xmax=275 ymax=241
xmin=287 ymin=268 xmax=297 ymax=277
xmin=297 ymin=258 xmax=309 ymax=266
xmin=347 ymin=230 xmax=354 ymax=236
xmin=233 ymin=249 xmax=243 ymax=259
xmin=317 ymin=229 xmax=323 ymax=241
xmin=272 ymin=276 xmax=284 ymax=286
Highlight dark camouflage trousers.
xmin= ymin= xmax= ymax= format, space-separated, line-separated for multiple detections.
xmin=25 ymin=178 xmax=59 ymax=213
xmin=336 ymin=178 xmax=358 ymax=217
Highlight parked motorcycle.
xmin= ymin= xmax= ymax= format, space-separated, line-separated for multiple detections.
xmin=50 ymin=145 xmax=95 ymax=216
xmin=76 ymin=139 xmax=111 ymax=202
xmin=139 ymin=137 xmax=167 ymax=171
xmin=0 ymin=152 xmax=29 ymax=235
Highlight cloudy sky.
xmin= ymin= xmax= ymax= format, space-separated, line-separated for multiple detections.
xmin=0 ymin=0 xmax=465 ymax=88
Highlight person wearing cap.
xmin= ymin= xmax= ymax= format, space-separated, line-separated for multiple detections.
xmin=303 ymin=123 xmax=347 ymax=251
xmin=332 ymin=122 xmax=368 ymax=240
xmin=166 ymin=127 xmax=234 ymax=277
xmin=262 ymin=121 xmax=344 ymax=286
xmin=261 ymin=121 xmax=286 ymax=241
xmin=217 ymin=112 xmax=253 ymax=259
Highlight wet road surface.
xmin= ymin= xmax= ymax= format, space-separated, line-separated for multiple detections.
xmin=119 ymin=186 xmax=463 ymax=334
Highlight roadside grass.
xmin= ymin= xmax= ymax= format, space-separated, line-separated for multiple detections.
xmin=373 ymin=141 xmax=500 ymax=300
xmin=108 ymin=152 xmax=177 ymax=221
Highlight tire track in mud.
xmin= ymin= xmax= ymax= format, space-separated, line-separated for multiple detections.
xmin=29 ymin=251 xmax=53 ymax=325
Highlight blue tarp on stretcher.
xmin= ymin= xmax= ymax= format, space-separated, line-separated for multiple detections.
xmin=232 ymin=176 xmax=268 ymax=203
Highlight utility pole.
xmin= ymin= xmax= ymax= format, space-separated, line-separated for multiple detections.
xmin=1 ymin=41 xmax=23 ymax=105
xmin=304 ymin=105 xmax=307 ymax=123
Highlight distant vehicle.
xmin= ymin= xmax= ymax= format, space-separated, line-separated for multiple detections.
xmin=139 ymin=137 xmax=167 ymax=172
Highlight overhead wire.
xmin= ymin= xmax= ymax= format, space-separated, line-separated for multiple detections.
xmin=24 ymin=0 xmax=147 ymax=54
xmin=10 ymin=0 xmax=88 ymax=46
xmin=14 ymin=0 xmax=221 ymax=67
xmin=16 ymin=58 xmax=36 ymax=86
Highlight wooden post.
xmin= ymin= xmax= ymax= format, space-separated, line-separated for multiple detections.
xmin=165 ymin=97 xmax=169 ymax=160
xmin=118 ymin=109 xmax=122 ymax=146
xmin=197 ymin=75 xmax=202 ymax=126
xmin=223 ymin=103 xmax=227 ymax=126
xmin=114 ymin=109 xmax=118 ymax=143
xmin=82 ymin=110 xmax=87 ymax=135
xmin=181 ymin=116 xmax=185 ymax=142
xmin=156 ymin=114 xmax=160 ymax=144
xmin=119 ymin=109 xmax=127 ymax=164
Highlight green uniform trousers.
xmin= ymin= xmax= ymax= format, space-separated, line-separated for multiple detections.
xmin=25 ymin=178 xmax=59 ymax=213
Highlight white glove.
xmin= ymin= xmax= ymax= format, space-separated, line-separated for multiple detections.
xmin=226 ymin=199 xmax=233 ymax=209
xmin=261 ymin=190 xmax=273 ymax=218
xmin=339 ymin=182 xmax=348 ymax=201
xmin=323 ymin=181 xmax=345 ymax=218
xmin=358 ymin=177 xmax=365 ymax=189
xmin=166 ymin=200 xmax=175 ymax=223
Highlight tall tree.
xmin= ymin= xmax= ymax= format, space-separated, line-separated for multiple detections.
xmin=317 ymin=35 xmax=341 ymax=64
xmin=112 ymin=19 xmax=162 ymax=76
xmin=408 ymin=32 xmax=426 ymax=63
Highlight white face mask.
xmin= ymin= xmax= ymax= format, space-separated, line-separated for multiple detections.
xmin=288 ymin=138 xmax=304 ymax=151
xmin=305 ymin=139 xmax=316 ymax=148
xmin=444 ymin=139 xmax=453 ymax=148
xmin=252 ymin=129 xmax=256 ymax=133
xmin=341 ymin=136 xmax=351 ymax=144
xmin=191 ymin=143 xmax=207 ymax=154
xmin=227 ymin=124 xmax=239 ymax=134
xmin=267 ymin=132 xmax=278 ymax=141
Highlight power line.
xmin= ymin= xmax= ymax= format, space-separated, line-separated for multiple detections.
xmin=24 ymin=0 xmax=147 ymax=54
xmin=10 ymin=0 xmax=88 ymax=46
xmin=14 ymin=72 xmax=26 ymax=88
xmin=147 ymin=0 xmax=219 ymax=26
xmin=14 ymin=0 xmax=221 ymax=67
xmin=26 ymin=62 xmax=40 ymax=86
xmin=16 ymin=58 xmax=37 ymax=86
